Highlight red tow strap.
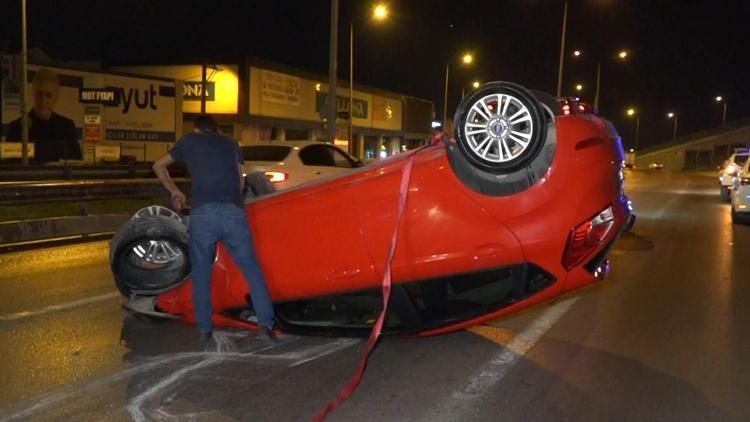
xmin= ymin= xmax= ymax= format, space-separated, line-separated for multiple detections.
xmin=313 ymin=134 xmax=444 ymax=421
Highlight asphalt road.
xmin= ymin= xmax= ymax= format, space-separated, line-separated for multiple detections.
xmin=1 ymin=169 xmax=749 ymax=421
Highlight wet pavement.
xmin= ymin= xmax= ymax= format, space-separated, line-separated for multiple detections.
xmin=2 ymin=170 xmax=750 ymax=421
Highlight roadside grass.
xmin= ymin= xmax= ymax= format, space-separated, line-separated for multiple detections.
xmin=0 ymin=197 xmax=169 ymax=222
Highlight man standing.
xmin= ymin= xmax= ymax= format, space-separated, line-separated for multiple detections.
xmin=152 ymin=115 xmax=276 ymax=342
xmin=7 ymin=68 xmax=81 ymax=163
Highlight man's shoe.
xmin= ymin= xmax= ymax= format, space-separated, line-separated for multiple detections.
xmin=257 ymin=325 xmax=277 ymax=343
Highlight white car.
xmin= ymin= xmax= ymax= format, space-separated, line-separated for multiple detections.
xmin=719 ymin=149 xmax=750 ymax=201
xmin=240 ymin=141 xmax=363 ymax=190
xmin=731 ymin=158 xmax=750 ymax=223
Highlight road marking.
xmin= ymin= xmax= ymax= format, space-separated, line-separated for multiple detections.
xmin=0 ymin=292 xmax=121 ymax=321
xmin=422 ymin=297 xmax=578 ymax=421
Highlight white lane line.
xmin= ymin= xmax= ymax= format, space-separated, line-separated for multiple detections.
xmin=422 ymin=297 xmax=578 ymax=421
xmin=0 ymin=291 xmax=121 ymax=322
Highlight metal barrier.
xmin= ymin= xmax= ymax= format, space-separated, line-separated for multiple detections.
xmin=0 ymin=178 xmax=190 ymax=205
xmin=0 ymin=162 xmax=188 ymax=181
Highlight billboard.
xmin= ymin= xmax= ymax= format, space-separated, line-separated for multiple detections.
xmin=1 ymin=62 xmax=179 ymax=144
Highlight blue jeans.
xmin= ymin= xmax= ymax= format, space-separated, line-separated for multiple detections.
xmin=189 ymin=202 xmax=275 ymax=333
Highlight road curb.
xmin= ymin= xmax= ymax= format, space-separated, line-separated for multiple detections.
xmin=0 ymin=214 xmax=129 ymax=246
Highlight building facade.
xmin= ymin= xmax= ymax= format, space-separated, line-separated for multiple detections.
xmin=118 ymin=57 xmax=434 ymax=160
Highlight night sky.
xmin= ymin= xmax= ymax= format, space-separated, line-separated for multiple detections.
xmin=2 ymin=0 xmax=749 ymax=149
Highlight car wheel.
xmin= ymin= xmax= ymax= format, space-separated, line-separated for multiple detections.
xmin=720 ymin=186 xmax=730 ymax=202
xmin=110 ymin=215 xmax=191 ymax=296
xmin=454 ymin=81 xmax=547 ymax=173
xmin=131 ymin=205 xmax=184 ymax=222
xmin=244 ymin=170 xmax=277 ymax=199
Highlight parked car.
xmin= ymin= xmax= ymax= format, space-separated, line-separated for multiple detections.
xmin=109 ymin=81 xmax=632 ymax=337
xmin=240 ymin=141 xmax=362 ymax=190
xmin=719 ymin=149 xmax=750 ymax=201
xmin=731 ymin=158 xmax=750 ymax=223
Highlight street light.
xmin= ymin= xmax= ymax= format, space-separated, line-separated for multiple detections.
xmin=575 ymin=83 xmax=583 ymax=92
xmin=442 ymin=52 xmax=474 ymax=128
xmin=715 ymin=95 xmax=727 ymax=125
xmin=349 ymin=3 xmax=388 ymax=155
xmin=572 ymin=48 xmax=630 ymax=109
xmin=472 ymin=80 xmax=480 ymax=89
xmin=626 ymin=107 xmax=640 ymax=150
xmin=667 ymin=112 xmax=678 ymax=140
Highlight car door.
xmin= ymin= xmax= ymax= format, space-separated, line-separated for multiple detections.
xmin=297 ymin=144 xmax=357 ymax=181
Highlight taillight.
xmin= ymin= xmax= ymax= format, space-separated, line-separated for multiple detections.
xmin=562 ymin=206 xmax=615 ymax=270
xmin=264 ymin=171 xmax=288 ymax=183
xmin=562 ymin=104 xmax=571 ymax=115
xmin=741 ymin=177 xmax=750 ymax=186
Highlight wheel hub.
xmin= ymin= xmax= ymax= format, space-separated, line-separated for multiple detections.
xmin=488 ymin=118 xmax=510 ymax=139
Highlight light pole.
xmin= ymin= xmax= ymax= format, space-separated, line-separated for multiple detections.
xmin=715 ymin=95 xmax=727 ymax=125
xmin=556 ymin=0 xmax=569 ymax=97
xmin=326 ymin=0 xmax=339 ymax=143
xmin=442 ymin=53 xmax=473 ymax=129
xmin=627 ymin=107 xmax=640 ymax=150
xmin=572 ymin=49 xmax=628 ymax=109
xmin=667 ymin=112 xmax=678 ymax=140
xmin=349 ymin=3 xmax=388 ymax=156
xmin=20 ymin=0 xmax=29 ymax=165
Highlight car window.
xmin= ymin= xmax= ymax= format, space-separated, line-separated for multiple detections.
xmin=299 ymin=144 xmax=355 ymax=168
xmin=735 ymin=154 xmax=749 ymax=166
xmin=241 ymin=145 xmax=291 ymax=162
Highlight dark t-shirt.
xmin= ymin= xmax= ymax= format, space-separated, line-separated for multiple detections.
xmin=7 ymin=111 xmax=81 ymax=163
xmin=169 ymin=131 xmax=244 ymax=209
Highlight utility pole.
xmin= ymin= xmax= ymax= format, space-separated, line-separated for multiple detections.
xmin=327 ymin=0 xmax=339 ymax=143
xmin=21 ymin=0 xmax=29 ymax=165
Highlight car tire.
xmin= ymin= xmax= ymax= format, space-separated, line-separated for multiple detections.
xmin=454 ymin=81 xmax=548 ymax=174
xmin=244 ymin=170 xmax=277 ymax=200
xmin=110 ymin=215 xmax=191 ymax=296
xmin=720 ymin=186 xmax=730 ymax=202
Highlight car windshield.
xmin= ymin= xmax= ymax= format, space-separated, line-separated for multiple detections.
xmin=241 ymin=145 xmax=292 ymax=162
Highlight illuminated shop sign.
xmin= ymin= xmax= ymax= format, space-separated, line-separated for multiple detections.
xmin=183 ymin=81 xmax=215 ymax=101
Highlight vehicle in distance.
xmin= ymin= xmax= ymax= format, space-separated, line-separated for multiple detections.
xmin=731 ymin=158 xmax=750 ymax=223
xmin=648 ymin=161 xmax=664 ymax=170
xmin=719 ymin=149 xmax=750 ymax=201
xmin=240 ymin=141 xmax=362 ymax=190
xmin=110 ymin=81 xmax=632 ymax=337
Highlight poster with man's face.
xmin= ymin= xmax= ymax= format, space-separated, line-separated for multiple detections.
xmin=2 ymin=62 xmax=178 ymax=143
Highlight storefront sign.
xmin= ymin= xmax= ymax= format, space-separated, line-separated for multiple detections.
xmin=0 ymin=142 xmax=34 ymax=158
xmin=315 ymin=92 xmax=368 ymax=119
xmin=183 ymin=81 xmax=215 ymax=101
xmin=261 ymin=70 xmax=301 ymax=106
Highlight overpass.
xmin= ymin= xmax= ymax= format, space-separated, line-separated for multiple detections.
xmin=633 ymin=116 xmax=750 ymax=171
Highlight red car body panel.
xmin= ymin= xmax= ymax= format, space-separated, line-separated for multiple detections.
xmin=156 ymin=113 xmax=629 ymax=336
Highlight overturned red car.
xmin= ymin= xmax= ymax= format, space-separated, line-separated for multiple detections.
xmin=110 ymin=81 xmax=633 ymax=337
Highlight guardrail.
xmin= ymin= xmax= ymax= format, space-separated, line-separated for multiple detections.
xmin=0 ymin=178 xmax=190 ymax=205
xmin=0 ymin=178 xmax=190 ymax=250
xmin=0 ymin=162 xmax=188 ymax=181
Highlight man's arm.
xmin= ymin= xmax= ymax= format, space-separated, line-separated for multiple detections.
xmin=153 ymin=153 xmax=187 ymax=211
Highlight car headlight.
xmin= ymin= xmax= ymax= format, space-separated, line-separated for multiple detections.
xmin=727 ymin=164 xmax=737 ymax=175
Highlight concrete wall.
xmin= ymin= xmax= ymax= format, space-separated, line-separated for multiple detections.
xmin=635 ymin=121 xmax=750 ymax=171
